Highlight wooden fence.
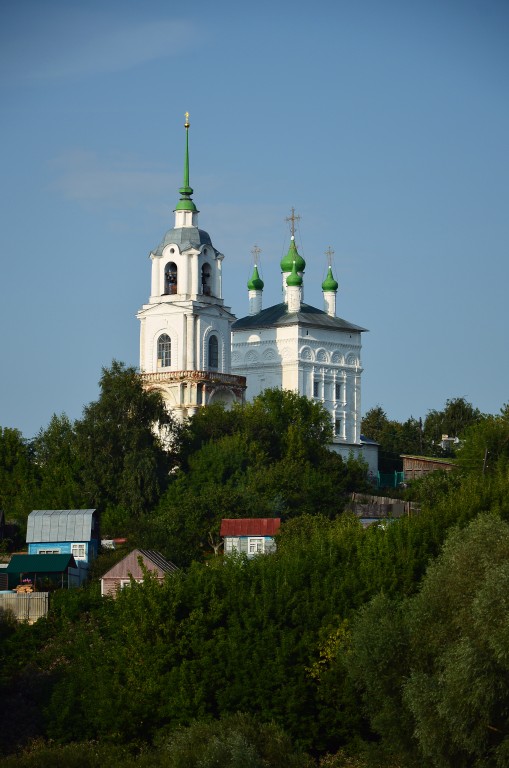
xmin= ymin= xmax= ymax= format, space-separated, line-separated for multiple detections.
xmin=0 ymin=592 xmax=49 ymax=623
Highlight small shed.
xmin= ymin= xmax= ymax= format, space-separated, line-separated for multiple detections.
xmin=220 ymin=518 xmax=281 ymax=557
xmin=100 ymin=549 xmax=179 ymax=597
xmin=401 ymin=455 xmax=456 ymax=481
xmin=6 ymin=553 xmax=79 ymax=590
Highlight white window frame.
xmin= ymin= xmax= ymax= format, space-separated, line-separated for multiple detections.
xmin=248 ymin=537 xmax=264 ymax=555
xmin=71 ymin=543 xmax=86 ymax=560
xmin=38 ymin=548 xmax=61 ymax=555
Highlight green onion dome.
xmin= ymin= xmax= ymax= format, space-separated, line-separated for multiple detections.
xmin=286 ymin=260 xmax=303 ymax=287
xmin=322 ymin=266 xmax=339 ymax=292
xmin=247 ymin=265 xmax=264 ymax=291
xmin=280 ymin=236 xmax=306 ymax=273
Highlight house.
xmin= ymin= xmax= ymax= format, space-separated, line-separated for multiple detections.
xmin=100 ymin=549 xmax=179 ymax=597
xmin=26 ymin=509 xmax=99 ymax=585
xmin=220 ymin=518 xmax=281 ymax=557
xmin=6 ymin=553 xmax=79 ymax=590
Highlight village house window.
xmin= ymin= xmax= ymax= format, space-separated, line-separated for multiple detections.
xmin=157 ymin=334 xmax=171 ymax=368
xmin=71 ymin=543 xmax=86 ymax=560
xmin=248 ymin=538 xmax=264 ymax=555
xmin=38 ymin=549 xmax=60 ymax=555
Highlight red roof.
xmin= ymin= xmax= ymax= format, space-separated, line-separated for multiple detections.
xmin=220 ymin=518 xmax=281 ymax=537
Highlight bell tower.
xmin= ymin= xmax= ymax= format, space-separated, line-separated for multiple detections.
xmin=137 ymin=114 xmax=246 ymax=420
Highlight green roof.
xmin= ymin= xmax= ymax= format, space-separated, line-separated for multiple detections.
xmin=280 ymin=237 xmax=306 ymax=273
xmin=247 ymin=265 xmax=264 ymax=291
xmin=7 ymin=554 xmax=77 ymax=573
xmin=322 ymin=265 xmax=339 ymax=292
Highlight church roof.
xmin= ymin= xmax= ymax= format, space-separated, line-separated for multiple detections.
xmin=232 ymin=302 xmax=367 ymax=332
xmin=153 ymin=226 xmax=213 ymax=257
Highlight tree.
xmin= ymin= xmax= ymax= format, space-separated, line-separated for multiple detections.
xmin=455 ymin=404 xmax=509 ymax=474
xmin=74 ymin=361 xmax=177 ymax=533
xmin=0 ymin=426 xmax=36 ymax=526
xmin=423 ymin=397 xmax=483 ymax=455
xmin=31 ymin=414 xmax=83 ymax=509
xmin=403 ymin=513 xmax=509 ymax=767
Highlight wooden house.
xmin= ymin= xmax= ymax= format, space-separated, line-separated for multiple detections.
xmin=26 ymin=510 xmax=99 ymax=584
xmin=100 ymin=549 xmax=179 ymax=597
xmin=220 ymin=518 xmax=281 ymax=557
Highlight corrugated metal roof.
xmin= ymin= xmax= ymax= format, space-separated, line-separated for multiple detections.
xmin=101 ymin=549 xmax=179 ymax=580
xmin=220 ymin=518 xmax=281 ymax=537
xmin=7 ymin=553 xmax=77 ymax=573
xmin=232 ymin=302 xmax=367 ymax=332
xmin=26 ymin=510 xmax=96 ymax=543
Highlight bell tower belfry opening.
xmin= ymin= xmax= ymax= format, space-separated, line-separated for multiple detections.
xmin=137 ymin=113 xmax=246 ymax=420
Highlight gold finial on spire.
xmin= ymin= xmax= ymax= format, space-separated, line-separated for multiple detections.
xmin=251 ymin=244 xmax=261 ymax=264
xmin=184 ymin=111 xmax=190 ymax=128
xmin=325 ymin=246 xmax=335 ymax=267
xmin=285 ymin=207 xmax=301 ymax=238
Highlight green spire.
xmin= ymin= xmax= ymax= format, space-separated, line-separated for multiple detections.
xmin=286 ymin=260 xmax=303 ymax=287
xmin=247 ymin=265 xmax=264 ymax=291
xmin=322 ymin=265 xmax=339 ymax=292
xmin=280 ymin=236 xmax=306 ymax=273
xmin=175 ymin=112 xmax=198 ymax=212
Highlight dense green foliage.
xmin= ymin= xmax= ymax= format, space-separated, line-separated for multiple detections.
xmin=140 ymin=389 xmax=369 ymax=565
xmin=362 ymin=397 xmax=485 ymax=470
xmin=1 ymin=380 xmax=509 ymax=767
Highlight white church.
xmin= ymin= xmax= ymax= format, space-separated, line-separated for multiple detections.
xmin=137 ymin=116 xmax=377 ymax=474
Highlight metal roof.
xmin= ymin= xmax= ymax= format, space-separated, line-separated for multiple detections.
xmin=220 ymin=518 xmax=281 ymax=537
xmin=101 ymin=549 xmax=179 ymax=580
xmin=26 ymin=510 xmax=97 ymax=543
xmin=153 ymin=226 xmax=213 ymax=257
xmin=7 ymin=553 xmax=77 ymax=573
xmin=232 ymin=302 xmax=367 ymax=332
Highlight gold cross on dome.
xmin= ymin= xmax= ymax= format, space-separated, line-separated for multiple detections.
xmin=184 ymin=111 xmax=190 ymax=127
xmin=285 ymin=207 xmax=301 ymax=237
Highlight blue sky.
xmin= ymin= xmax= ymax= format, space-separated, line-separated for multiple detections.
xmin=1 ymin=0 xmax=508 ymax=438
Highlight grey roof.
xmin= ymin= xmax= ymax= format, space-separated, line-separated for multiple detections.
xmin=232 ymin=302 xmax=367 ymax=332
xmin=153 ymin=226 xmax=213 ymax=257
xmin=26 ymin=510 xmax=97 ymax=543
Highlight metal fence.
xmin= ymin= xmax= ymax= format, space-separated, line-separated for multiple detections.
xmin=0 ymin=592 xmax=49 ymax=623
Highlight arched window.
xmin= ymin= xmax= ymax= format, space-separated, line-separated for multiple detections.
xmin=202 ymin=263 xmax=211 ymax=296
xmin=157 ymin=334 xmax=171 ymax=368
xmin=208 ymin=335 xmax=219 ymax=369
xmin=164 ymin=262 xmax=178 ymax=295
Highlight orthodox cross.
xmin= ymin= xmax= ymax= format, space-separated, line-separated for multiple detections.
xmin=285 ymin=207 xmax=301 ymax=237
xmin=185 ymin=111 xmax=190 ymax=128
xmin=251 ymin=244 xmax=261 ymax=265
xmin=325 ymin=246 xmax=335 ymax=267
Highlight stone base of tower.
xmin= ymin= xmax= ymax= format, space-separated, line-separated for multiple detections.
xmin=140 ymin=370 xmax=246 ymax=422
